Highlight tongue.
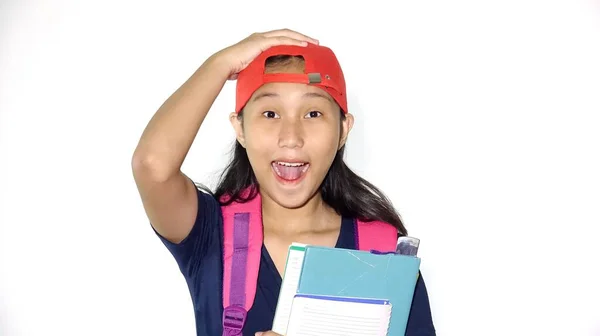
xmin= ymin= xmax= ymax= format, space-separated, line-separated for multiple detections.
xmin=277 ymin=164 xmax=304 ymax=180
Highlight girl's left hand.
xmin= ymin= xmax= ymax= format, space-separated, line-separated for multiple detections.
xmin=255 ymin=332 xmax=282 ymax=336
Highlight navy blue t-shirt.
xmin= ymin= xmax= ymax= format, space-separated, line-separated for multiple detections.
xmin=155 ymin=187 xmax=436 ymax=336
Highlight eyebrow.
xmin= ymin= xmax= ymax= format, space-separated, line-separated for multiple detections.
xmin=252 ymin=92 xmax=334 ymax=103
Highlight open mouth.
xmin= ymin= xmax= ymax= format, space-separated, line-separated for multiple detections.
xmin=271 ymin=161 xmax=310 ymax=183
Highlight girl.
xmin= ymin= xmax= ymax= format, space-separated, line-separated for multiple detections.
xmin=132 ymin=28 xmax=436 ymax=336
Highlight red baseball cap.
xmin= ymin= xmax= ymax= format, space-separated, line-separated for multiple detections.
xmin=235 ymin=43 xmax=347 ymax=114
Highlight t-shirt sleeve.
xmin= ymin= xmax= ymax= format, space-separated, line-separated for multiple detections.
xmin=406 ymin=271 xmax=437 ymax=335
xmin=153 ymin=185 xmax=222 ymax=278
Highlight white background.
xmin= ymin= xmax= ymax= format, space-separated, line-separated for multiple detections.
xmin=1 ymin=0 xmax=600 ymax=335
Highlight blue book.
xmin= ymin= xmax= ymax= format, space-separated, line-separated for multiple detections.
xmin=295 ymin=246 xmax=421 ymax=335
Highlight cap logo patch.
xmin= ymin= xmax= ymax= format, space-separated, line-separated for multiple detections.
xmin=307 ymin=73 xmax=322 ymax=84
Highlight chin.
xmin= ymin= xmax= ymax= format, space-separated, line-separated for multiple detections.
xmin=269 ymin=187 xmax=316 ymax=209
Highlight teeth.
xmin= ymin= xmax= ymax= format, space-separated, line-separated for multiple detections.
xmin=277 ymin=161 xmax=306 ymax=167
xmin=272 ymin=162 xmax=310 ymax=179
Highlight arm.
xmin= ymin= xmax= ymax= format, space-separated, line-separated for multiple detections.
xmin=131 ymin=29 xmax=319 ymax=244
xmin=131 ymin=55 xmax=230 ymax=243
xmin=406 ymin=272 xmax=437 ymax=335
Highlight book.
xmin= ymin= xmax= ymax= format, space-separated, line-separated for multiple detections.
xmin=285 ymin=294 xmax=392 ymax=336
xmin=271 ymin=243 xmax=307 ymax=335
xmin=295 ymin=246 xmax=421 ymax=335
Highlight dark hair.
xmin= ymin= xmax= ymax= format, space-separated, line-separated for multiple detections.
xmin=213 ymin=56 xmax=407 ymax=236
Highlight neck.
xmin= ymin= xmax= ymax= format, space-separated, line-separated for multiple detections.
xmin=261 ymin=191 xmax=339 ymax=235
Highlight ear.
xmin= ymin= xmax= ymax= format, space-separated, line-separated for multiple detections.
xmin=338 ymin=113 xmax=354 ymax=149
xmin=229 ymin=112 xmax=246 ymax=148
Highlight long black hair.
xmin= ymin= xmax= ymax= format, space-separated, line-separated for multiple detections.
xmin=213 ymin=55 xmax=407 ymax=236
xmin=214 ymin=141 xmax=407 ymax=236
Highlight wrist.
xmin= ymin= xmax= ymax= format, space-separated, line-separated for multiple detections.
xmin=204 ymin=51 xmax=234 ymax=78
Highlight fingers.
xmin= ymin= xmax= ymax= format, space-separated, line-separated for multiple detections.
xmin=260 ymin=28 xmax=319 ymax=45
xmin=264 ymin=35 xmax=310 ymax=48
xmin=255 ymin=331 xmax=283 ymax=336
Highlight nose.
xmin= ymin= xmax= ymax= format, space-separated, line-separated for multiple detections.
xmin=277 ymin=118 xmax=304 ymax=149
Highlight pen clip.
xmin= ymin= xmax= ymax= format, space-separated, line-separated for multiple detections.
xmin=369 ymin=249 xmax=396 ymax=255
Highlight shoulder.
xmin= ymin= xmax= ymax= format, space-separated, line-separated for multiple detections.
xmin=175 ymin=185 xmax=223 ymax=244
xmin=193 ymin=182 xmax=222 ymax=213
xmin=153 ymin=184 xmax=224 ymax=276
xmin=194 ymin=184 xmax=223 ymax=225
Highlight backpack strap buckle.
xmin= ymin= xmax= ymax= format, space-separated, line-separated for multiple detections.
xmin=222 ymin=305 xmax=247 ymax=335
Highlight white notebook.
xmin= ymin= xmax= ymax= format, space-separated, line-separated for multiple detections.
xmin=271 ymin=243 xmax=307 ymax=335
xmin=285 ymin=294 xmax=392 ymax=336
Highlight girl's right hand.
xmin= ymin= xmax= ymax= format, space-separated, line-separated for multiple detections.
xmin=214 ymin=28 xmax=319 ymax=80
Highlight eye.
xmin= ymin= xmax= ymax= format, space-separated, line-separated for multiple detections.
xmin=305 ymin=110 xmax=322 ymax=118
xmin=262 ymin=110 xmax=279 ymax=119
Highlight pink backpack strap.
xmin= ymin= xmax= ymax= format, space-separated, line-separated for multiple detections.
xmin=356 ymin=219 xmax=398 ymax=252
xmin=220 ymin=191 xmax=263 ymax=336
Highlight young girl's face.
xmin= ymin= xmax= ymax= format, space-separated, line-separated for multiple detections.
xmin=232 ymin=81 xmax=353 ymax=209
